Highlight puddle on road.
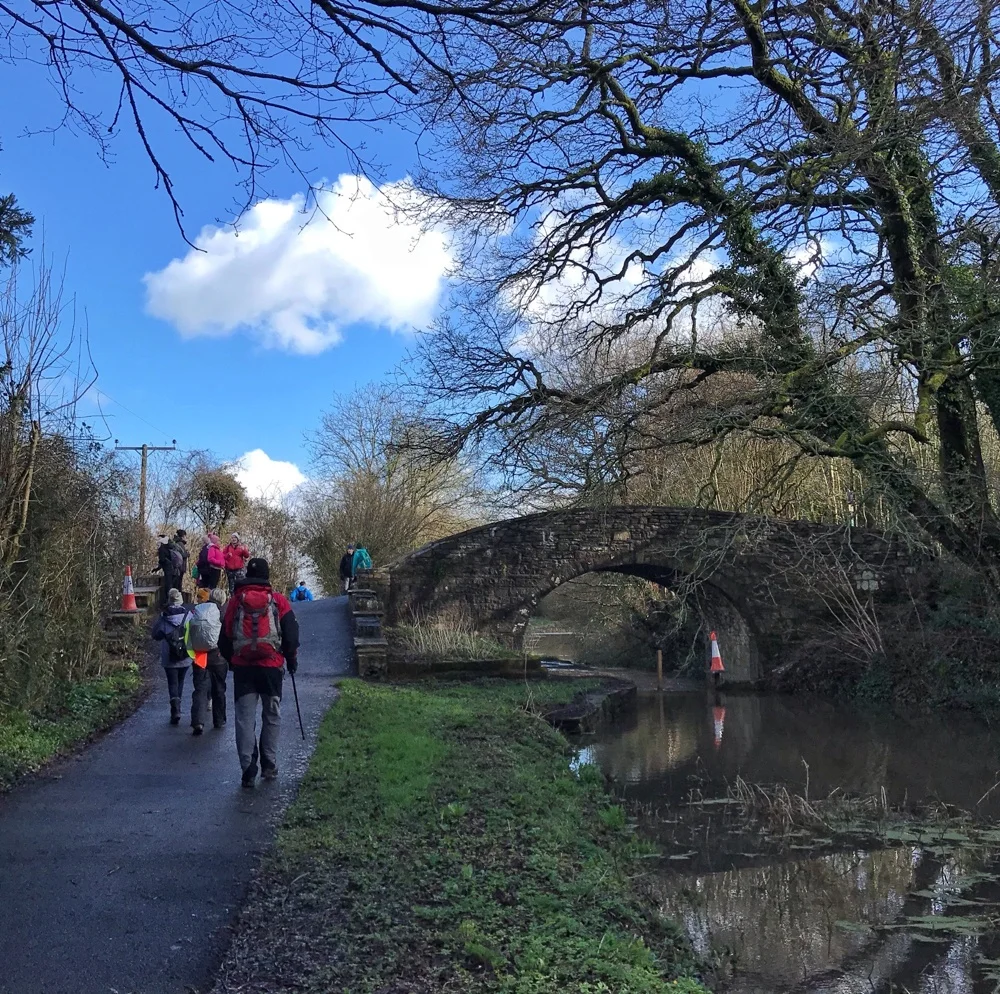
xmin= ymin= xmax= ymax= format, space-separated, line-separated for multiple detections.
xmin=575 ymin=692 xmax=1000 ymax=993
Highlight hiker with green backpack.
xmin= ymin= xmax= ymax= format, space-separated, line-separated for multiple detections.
xmin=151 ymin=588 xmax=194 ymax=725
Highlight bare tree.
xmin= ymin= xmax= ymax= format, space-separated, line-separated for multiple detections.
xmin=231 ymin=496 xmax=303 ymax=595
xmin=0 ymin=259 xmax=140 ymax=710
xmin=0 ymin=260 xmax=95 ymax=565
xmin=404 ymin=0 xmax=1000 ymax=594
xmin=0 ymin=0 xmax=555 ymax=230
xmin=301 ymin=384 xmax=478 ymax=586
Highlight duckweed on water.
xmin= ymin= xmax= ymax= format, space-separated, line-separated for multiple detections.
xmin=213 ymin=680 xmax=711 ymax=994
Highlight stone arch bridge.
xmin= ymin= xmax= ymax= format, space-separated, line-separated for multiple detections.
xmin=380 ymin=507 xmax=929 ymax=684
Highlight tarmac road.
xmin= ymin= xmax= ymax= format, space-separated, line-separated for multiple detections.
xmin=0 ymin=596 xmax=353 ymax=994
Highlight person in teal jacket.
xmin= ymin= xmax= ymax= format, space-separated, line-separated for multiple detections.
xmin=289 ymin=580 xmax=314 ymax=602
xmin=351 ymin=546 xmax=372 ymax=576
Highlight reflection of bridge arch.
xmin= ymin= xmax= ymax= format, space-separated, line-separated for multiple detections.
xmin=383 ymin=506 xmax=924 ymax=682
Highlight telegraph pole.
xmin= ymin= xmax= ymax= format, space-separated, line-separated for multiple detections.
xmin=115 ymin=440 xmax=177 ymax=525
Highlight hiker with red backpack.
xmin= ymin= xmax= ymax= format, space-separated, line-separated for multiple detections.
xmin=196 ymin=533 xmax=226 ymax=590
xmin=219 ymin=558 xmax=300 ymax=788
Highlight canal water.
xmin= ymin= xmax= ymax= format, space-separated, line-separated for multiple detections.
xmin=575 ymin=692 xmax=1000 ymax=994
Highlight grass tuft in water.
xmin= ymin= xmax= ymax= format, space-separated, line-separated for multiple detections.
xmin=390 ymin=621 xmax=522 ymax=660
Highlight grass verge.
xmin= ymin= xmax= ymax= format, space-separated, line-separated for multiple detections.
xmin=0 ymin=665 xmax=142 ymax=789
xmin=214 ymin=679 xmax=710 ymax=994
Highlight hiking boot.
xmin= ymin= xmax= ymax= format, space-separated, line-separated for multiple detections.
xmin=261 ymin=763 xmax=278 ymax=781
xmin=192 ymin=724 xmax=204 ymax=736
xmin=213 ymin=719 xmax=226 ymax=729
xmin=169 ymin=699 xmax=181 ymax=725
xmin=241 ymin=764 xmax=258 ymax=789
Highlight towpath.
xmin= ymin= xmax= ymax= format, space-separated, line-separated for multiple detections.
xmin=0 ymin=596 xmax=352 ymax=994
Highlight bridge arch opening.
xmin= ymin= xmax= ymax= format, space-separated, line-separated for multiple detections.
xmin=516 ymin=564 xmax=762 ymax=683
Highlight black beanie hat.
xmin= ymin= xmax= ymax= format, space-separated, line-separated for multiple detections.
xmin=246 ymin=557 xmax=270 ymax=582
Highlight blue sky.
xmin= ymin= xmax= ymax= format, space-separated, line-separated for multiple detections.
xmin=0 ymin=60 xmax=434 ymax=494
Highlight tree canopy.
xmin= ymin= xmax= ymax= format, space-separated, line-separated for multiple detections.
xmin=403 ymin=0 xmax=1000 ymax=590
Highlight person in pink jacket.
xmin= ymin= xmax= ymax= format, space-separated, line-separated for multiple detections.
xmin=224 ymin=532 xmax=251 ymax=595
xmin=197 ymin=533 xmax=226 ymax=590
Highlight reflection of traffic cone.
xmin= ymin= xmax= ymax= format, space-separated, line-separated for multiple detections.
xmin=709 ymin=630 xmax=725 ymax=673
xmin=712 ymin=705 xmax=726 ymax=749
xmin=121 ymin=566 xmax=139 ymax=611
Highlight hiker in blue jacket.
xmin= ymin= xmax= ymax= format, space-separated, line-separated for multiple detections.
xmin=289 ymin=580 xmax=314 ymax=602
xmin=151 ymin=589 xmax=193 ymax=725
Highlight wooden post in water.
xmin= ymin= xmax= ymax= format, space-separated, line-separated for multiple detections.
xmin=656 ymin=648 xmax=663 ymax=691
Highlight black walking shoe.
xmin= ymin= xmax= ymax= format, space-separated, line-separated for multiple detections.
xmin=192 ymin=724 xmax=204 ymax=736
xmin=241 ymin=764 xmax=258 ymax=789
xmin=213 ymin=719 xmax=226 ymax=729
xmin=261 ymin=763 xmax=278 ymax=781
xmin=169 ymin=699 xmax=181 ymax=725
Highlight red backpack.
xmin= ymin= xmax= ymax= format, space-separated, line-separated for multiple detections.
xmin=232 ymin=588 xmax=282 ymax=662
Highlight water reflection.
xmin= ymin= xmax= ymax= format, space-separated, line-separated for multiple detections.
xmin=651 ymin=846 xmax=999 ymax=994
xmin=578 ymin=692 xmax=1000 ymax=994
xmin=583 ymin=692 xmax=1000 ymax=814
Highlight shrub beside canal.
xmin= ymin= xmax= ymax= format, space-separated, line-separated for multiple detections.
xmin=213 ymin=679 xmax=710 ymax=993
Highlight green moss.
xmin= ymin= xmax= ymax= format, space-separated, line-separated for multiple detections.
xmin=222 ymin=679 xmax=710 ymax=993
xmin=0 ymin=666 xmax=141 ymax=788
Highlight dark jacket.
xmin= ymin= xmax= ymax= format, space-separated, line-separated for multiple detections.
xmin=339 ymin=553 xmax=353 ymax=580
xmin=219 ymin=581 xmax=299 ymax=668
xmin=159 ymin=541 xmax=183 ymax=573
xmin=151 ymin=605 xmax=193 ymax=668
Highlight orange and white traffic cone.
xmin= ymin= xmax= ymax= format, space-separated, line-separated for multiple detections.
xmin=121 ymin=565 xmax=139 ymax=612
xmin=709 ymin=630 xmax=725 ymax=675
xmin=712 ymin=704 xmax=726 ymax=750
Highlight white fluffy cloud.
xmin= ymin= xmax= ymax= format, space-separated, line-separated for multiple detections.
xmin=232 ymin=449 xmax=307 ymax=502
xmin=144 ymin=175 xmax=453 ymax=353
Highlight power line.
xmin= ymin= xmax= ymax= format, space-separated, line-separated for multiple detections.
xmin=90 ymin=387 xmax=175 ymax=442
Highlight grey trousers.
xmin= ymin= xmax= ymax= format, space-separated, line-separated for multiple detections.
xmin=233 ymin=667 xmax=282 ymax=772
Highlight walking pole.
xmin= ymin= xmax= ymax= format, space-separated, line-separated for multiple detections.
xmin=289 ymin=668 xmax=306 ymax=740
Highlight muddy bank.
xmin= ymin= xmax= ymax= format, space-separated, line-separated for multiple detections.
xmin=541 ymin=678 xmax=637 ymax=733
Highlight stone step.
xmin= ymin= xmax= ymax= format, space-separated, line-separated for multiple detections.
xmin=106 ymin=609 xmax=145 ymax=628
